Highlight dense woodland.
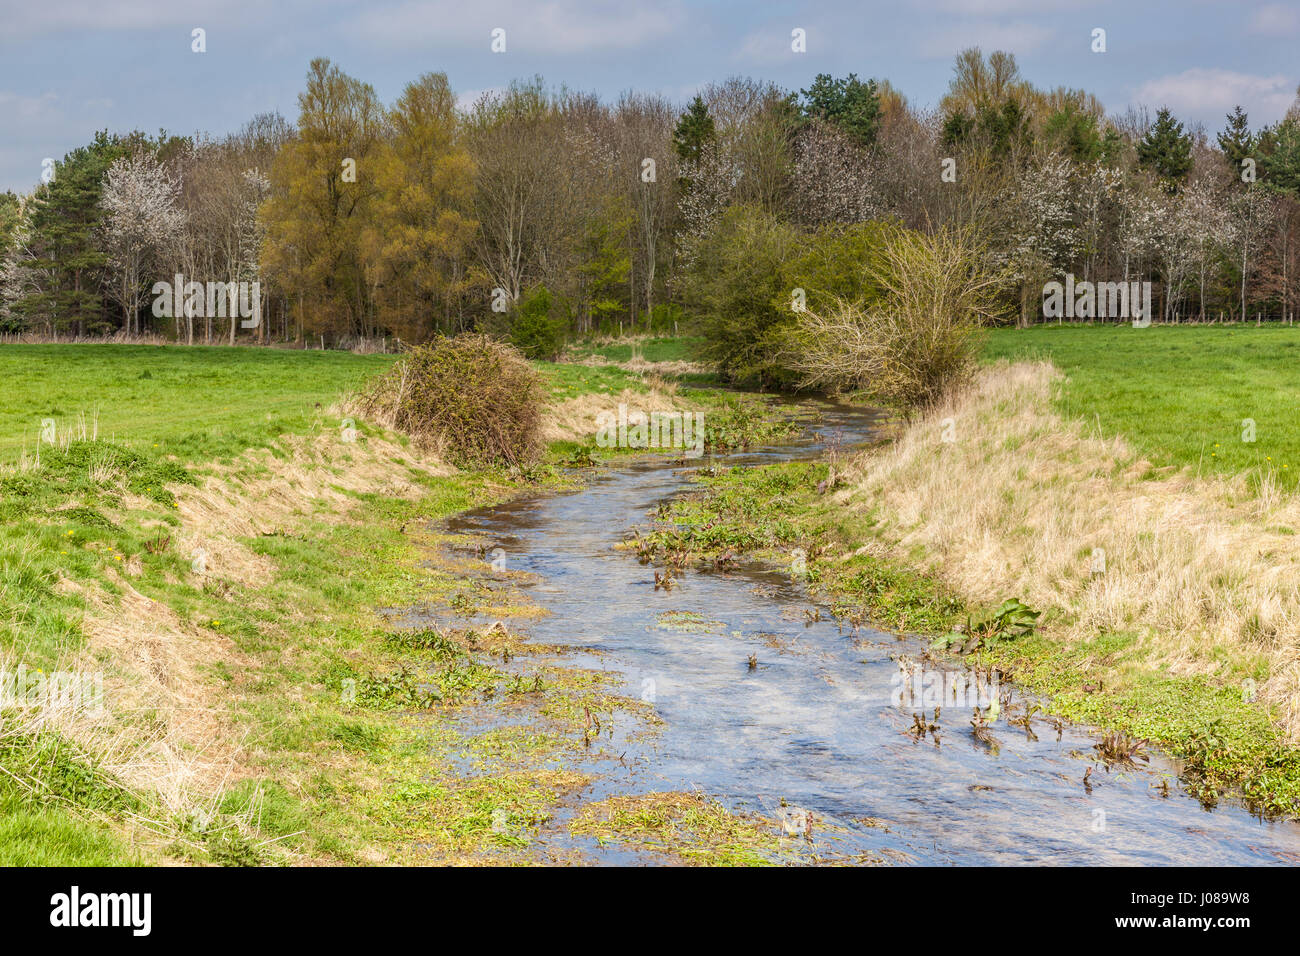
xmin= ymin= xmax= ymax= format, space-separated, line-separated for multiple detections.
xmin=2 ymin=50 xmax=1300 ymax=386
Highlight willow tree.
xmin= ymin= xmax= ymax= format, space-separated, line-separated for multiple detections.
xmin=262 ymin=58 xmax=383 ymax=341
xmin=362 ymin=72 xmax=479 ymax=339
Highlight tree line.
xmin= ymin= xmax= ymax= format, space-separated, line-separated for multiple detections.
xmin=1 ymin=50 xmax=1298 ymax=366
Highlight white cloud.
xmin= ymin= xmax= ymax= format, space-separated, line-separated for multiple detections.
xmin=1132 ymin=68 xmax=1298 ymax=126
xmin=1247 ymin=3 xmax=1300 ymax=36
xmin=733 ymin=25 xmax=813 ymax=65
xmin=454 ymin=87 xmax=503 ymax=112
xmin=2 ymin=0 xmax=275 ymax=36
xmin=0 ymin=91 xmax=59 ymax=122
xmin=352 ymin=0 xmax=686 ymax=55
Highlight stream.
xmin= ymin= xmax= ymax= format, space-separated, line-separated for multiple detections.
xmin=428 ymin=401 xmax=1300 ymax=865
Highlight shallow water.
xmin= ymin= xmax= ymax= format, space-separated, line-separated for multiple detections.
xmin=429 ymin=401 xmax=1300 ymax=865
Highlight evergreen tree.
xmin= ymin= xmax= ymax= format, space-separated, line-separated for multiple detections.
xmin=1260 ymin=115 xmax=1300 ymax=196
xmin=1136 ymin=108 xmax=1193 ymax=190
xmin=1217 ymin=105 xmax=1256 ymax=175
xmin=0 ymin=191 xmax=19 ymax=248
xmin=798 ymin=73 xmax=881 ymax=147
xmin=11 ymin=131 xmax=129 ymax=335
xmin=1044 ymin=104 xmax=1102 ymax=163
xmin=672 ymin=95 xmax=716 ymax=163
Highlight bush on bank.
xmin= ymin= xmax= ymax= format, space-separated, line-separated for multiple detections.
xmin=357 ymin=334 xmax=543 ymax=467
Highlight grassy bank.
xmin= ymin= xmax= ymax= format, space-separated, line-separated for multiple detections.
xmin=0 ymin=342 xmax=793 ymax=865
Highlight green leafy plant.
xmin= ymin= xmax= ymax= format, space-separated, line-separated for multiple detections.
xmin=932 ymin=598 xmax=1040 ymax=653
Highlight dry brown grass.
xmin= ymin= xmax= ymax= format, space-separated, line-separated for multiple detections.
xmin=839 ymin=360 xmax=1300 ymax=738
xmin=540 ymin=381 xmax=693 ymax=444
xmin=48 ymin=425 xmax=452 ymax=830
xmin=572 ymin=353 xmax=709 ymax=377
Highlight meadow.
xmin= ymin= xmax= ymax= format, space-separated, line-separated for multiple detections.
xmin=0 ymin=345 xmax=397 ymax=464
xmin=984 ymin=324 xmax=1300 ymax=490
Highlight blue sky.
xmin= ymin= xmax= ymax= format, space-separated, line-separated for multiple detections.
xmin=2 ymin=0 xmax=1297 ymax=192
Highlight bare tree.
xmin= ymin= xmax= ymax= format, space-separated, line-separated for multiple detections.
xmin=613 ymin=91 xmax=677 ymax=322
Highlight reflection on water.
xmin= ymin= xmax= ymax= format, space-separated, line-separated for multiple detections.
xmin=422 ymin=401 xmax=1300 ymax=865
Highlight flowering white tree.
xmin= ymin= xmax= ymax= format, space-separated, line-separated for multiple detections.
xmin=1011 ymin=153 xmax=1079 ymax=271
xmin=1008 ymin=153 xmax=1078 ymax=324
xmin=101 ymin=152 xmax=185 ymax=334
xmin=1116 ymin=178 xmax=1163 ymax=289
xmin=234 ymin=167 xmax=270 ymax=341
xmin=673 ymin=144 xmax=742 ymax=273
xmin=1180 ymin=176 xmax=1230 ymax=319
xmin=1075 ymin=161 xmax=1124 ymax=282
xmin=789 ymin=119 xmax=883 ymax=227
xmin=1224 ymin=184 xmax=1276 ymax=321
xmin=0 ymin=195 xmax=43 ymax=330
xmin=1151 ymin=189 xmax=1200 ymax=321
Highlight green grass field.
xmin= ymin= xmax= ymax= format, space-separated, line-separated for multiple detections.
xmin=0 ymin=345 xmax=399 ymax=464
xmin=984 ymin=325 xmax=1300 ymax=490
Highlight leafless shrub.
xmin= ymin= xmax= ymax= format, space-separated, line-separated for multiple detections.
xmin=786 ymin=226 xmax=1005 ymax=411
xmin=355 ymin=334 xmax=542 ymax=467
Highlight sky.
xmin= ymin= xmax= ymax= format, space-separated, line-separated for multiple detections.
xmin=1 ymin=0 xmax=1297 ymax=192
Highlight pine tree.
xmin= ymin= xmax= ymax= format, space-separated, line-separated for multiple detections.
xmin=1260 ymin=115 xmax=1300 ymax=196
xmin=672 ymin=95 xmax=716 ymax=164
xmin=11 ymin=131 xmax=128 ymax=335
xmin=1136 ymin=108 xmax=1193 ymax=190
xmin=798 ymin=73 xmax=881 ymax=147
xmin=1217 ymin=105 xmax=1255 ymax=175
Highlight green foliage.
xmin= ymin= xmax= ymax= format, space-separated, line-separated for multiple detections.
xmin=9 ymin=132 xmax=127 ymax=334
xmin=1260 ymin=114 xmax=1300 ymax=196
xmin=575 ymin=197 xmax=632 ymax=327
xmin=797 ymin=73 xmax=881 ymax=147
xmin=1043 ymin=104 xmax=1102 ymax=163
xmin=1136 ymin=107 xmax=1193 ymax=189
xmin=787 ymin=226 xmax=1000 ymax=410
xmin=932 ymin=598 xmax=1040 ymax=653
xmin=943 ymin=100 xmax=1034 ymax=161
xmin=644 ymin=302 xmax=685 ymax=335
xmin=681 ymin=204 xmax=804 ymax=388
xmin=1218 ymin=105 xmax=1256 ymax=176
xmin=673 ymin=95 xmax=716 ymax=163
xmin=509 ymin=285 xmax=567 ymax=360
xmin=778 ymin=220 xmax=892 ymax=314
